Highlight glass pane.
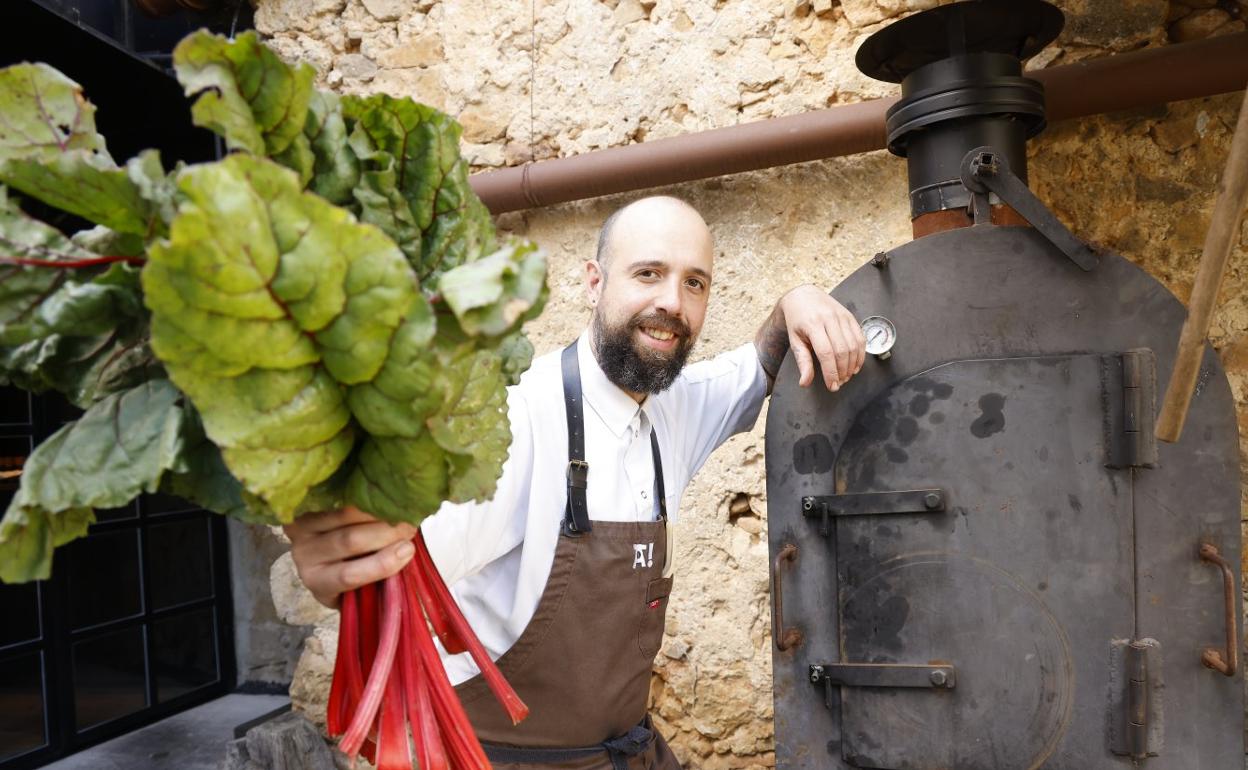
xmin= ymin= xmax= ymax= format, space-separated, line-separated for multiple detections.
xmin=0 ymin=435 xmax=30 ymax=495
xmin=148 ymin=518 xmax=212 ymax=610
xmin=0 ymin=653 xmax=46 ymax=761
xmin=69 ymin=530 xmax=142 ymax=629
xmin=0 ymin=389 xmax=31 ymax=426
xmin=42 ymin=396 xmax=82 ymax=427
xmin=0 ymin=582 xmax=40 ymax=647
xmin=143 ymin=492 xmax=199 ymax=516
xmin=95 ymin=500 xmax=139 ymax=524
xmin=152 ymin=609 xmax=218 ymax=702
xmin=73 ymin=627 xmax=147 ymax=730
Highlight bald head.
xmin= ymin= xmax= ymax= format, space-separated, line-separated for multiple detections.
xmin=594 ymin=196 xmax=712 ymax=274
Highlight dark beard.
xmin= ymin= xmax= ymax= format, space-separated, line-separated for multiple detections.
xmin=592 ymin=311 xmax=693 ymax=394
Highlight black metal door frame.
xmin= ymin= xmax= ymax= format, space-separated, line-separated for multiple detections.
xmin=0 ymin=3 xmax=253 ymax=766
xmin=0 ymin=390 xmax=237 ymax=770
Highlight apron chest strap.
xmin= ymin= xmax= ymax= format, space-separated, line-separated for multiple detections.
xmin=561 ymin=341 xmax=669 ymax=537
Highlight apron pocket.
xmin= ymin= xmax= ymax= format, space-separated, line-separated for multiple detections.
xmin=638 ymin=576 xmax=673 ymax=656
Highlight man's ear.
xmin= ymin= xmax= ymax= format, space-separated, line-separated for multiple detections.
xmin=584 ymin=259 xmax=605 ymax=306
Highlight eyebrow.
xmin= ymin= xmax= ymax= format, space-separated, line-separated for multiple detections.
xmin=627 ymin=259 xmax=712 ymax=282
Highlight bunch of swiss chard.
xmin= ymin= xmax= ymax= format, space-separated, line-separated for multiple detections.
xmin=0 ymin=30 xmax=542 ymax=768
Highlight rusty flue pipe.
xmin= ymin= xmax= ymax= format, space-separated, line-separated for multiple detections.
xmin=471 ymin=32 xmax=1248 ymax=214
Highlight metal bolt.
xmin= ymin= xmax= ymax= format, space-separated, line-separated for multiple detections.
xmin=871 ymin=251 xmax=889 ymax=268
xmin=809 ymin=665 xmax=824 ymax=683
xmin=929 ymin=669 xmax=948 ymax=687
xmin=802 ymin=497 xmax=814 ymax=512
xmin=924 ymin=492 xmax=942 ymax=510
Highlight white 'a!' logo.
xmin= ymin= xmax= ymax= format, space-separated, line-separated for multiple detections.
xmin=632 ymin=542 xmax=654 ymax=569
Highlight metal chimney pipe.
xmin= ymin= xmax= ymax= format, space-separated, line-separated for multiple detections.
xmin=469 ymin=32 xmax=1248 ymax=215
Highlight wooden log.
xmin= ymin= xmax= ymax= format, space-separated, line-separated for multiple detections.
xmin=1156 ymin=84 xmax=1248 ymax=442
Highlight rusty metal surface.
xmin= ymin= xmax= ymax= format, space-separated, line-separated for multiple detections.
xmin=772 ymin=543 xmax=803 ymax=652
xmin=1108 ymin=638 xmax=1164 ymax=759
xmin=911 ymin=205 xmax=1028 ymax=239
xmin=1197 ymin=544 xmax=1238 ymax=677
xmin=765 ymin=224 xmax=1243 ymax=769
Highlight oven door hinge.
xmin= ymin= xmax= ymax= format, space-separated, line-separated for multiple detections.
xmin=1109 ymin=639 xmax=1163 ymax=760
xmin=1105 ymin=349 xmax=1158 ymax=469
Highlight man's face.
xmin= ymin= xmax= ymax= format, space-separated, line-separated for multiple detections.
xmin=586 ymin=200 xmax=714 ymax=396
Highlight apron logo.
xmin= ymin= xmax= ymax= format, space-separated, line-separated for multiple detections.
xmin=632 ymin=542 xmax=654 ymax=569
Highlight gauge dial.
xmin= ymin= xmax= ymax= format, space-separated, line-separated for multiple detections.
xmin=861 ymin=315 xmax=897 ymax=359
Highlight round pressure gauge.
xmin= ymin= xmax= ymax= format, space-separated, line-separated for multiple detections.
xmin=861 ymin=316 xmax=897 ymax=360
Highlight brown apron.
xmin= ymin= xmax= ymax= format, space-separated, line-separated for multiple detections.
xmin=455 ymin=342 xmax=683 ymax=770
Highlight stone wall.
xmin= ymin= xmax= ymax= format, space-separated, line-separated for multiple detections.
xmin=253 ymin=1 xmax=1248 ymax=767
xmin=228 ymin=520 xmax=311 ymax=689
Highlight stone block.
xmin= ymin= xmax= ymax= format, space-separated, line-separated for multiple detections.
xmin=336 ymin=53 xmax=379 ymax=81
xmin=614 ymin=0 xmax=648 ymax=25
xmin=361 ymin=0 xmax=406 ymax=22
xmin=1171 ymin=7 xmax=1232 ymax=41
xmin=222 ymin=711 xmax=335 ymax=770
xmin=270 ymin=552 xmax=335 ymax=628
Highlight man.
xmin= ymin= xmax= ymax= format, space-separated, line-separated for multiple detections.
xmin=285 ymin=196 xmax=865 ymax=768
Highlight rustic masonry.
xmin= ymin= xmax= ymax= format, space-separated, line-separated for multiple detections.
xmin=253 ymin=1 xmax=1248 ymax=767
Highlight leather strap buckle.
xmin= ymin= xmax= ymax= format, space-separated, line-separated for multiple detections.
xmin=566 ymin=459 xmax=589 ymax=490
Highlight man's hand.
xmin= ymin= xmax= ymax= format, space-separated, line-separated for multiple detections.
xmin=283 ymin=506 xmax=418 ymax=609
xmin=755 ymin=284 xmax=866 ymax=392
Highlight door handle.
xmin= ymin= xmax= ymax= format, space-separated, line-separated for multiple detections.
xmin=1198 ymin=543 xmax=1238 ymax=677
xmin=772 ymin=543 xmax=803 ymax=651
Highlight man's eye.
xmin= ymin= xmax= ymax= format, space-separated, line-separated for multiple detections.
xmin=638 ymin=270 xmax=659 ymax=279
xmin=686 ymin=279 xmax=705 ymax=291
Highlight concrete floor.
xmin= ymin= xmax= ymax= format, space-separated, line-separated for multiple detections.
xmin=44 ymin=693 xmax=290 ymax=770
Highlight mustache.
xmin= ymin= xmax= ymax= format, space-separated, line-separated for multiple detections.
xmin=628 ymin=313 xmax=690 ymax=338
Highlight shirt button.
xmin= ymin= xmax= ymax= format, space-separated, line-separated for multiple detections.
xmin=641 ymin=491 xmax=648 ymax=499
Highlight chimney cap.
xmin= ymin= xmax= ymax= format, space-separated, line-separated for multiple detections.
xmin=857 ymin=0 xmax=1064 ymax=84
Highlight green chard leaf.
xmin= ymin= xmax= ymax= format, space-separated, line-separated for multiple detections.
xmin=342 ymin=93 xmax=497 ymax=282
xmin=429 ymin=347 xmax=511 ymax=503
xmin=438 ymin=240 xmax=548 ymax=338
xmin=345 ymin=332 xmax=511 ymax=512
xmin=0 ymin=63 xmax=108 ymax=160
xmin=0 ymin=65 xmax=173 ymax=237
xmin=0 ymin=190 xmax=158 ymax=407
xmin=0 ymin=379 xmax=186 ymax=583
xmin=173 ymin=31 xmax=315 ymax=175
xmin=159 ymin=404 xmax=254 ymax=523
xmin=496 ymin=330 xmax=535 ymax=386
xmin=305 ymin=90 xmax=359 ymax=204
xmin=0 ymin=36 xmax=552 ymax=578
xmin=143 ymin=154 xmax=426 ymax=520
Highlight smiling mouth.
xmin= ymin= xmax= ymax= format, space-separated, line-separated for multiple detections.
xmin=641 ymin=327 xmax=676 ymax=342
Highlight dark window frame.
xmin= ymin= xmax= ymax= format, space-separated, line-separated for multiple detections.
xmin=0 ymin=389 xmax=238 ymax=770
xmin=0 ymin=3 xmax=253 ymax=766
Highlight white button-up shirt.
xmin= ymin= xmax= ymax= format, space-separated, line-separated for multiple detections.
xmin=422 ymin=330 xmax=768 ymax=684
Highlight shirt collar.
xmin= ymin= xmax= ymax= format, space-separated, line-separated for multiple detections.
xmin=577 ymin=329 xmax=645 ymax=439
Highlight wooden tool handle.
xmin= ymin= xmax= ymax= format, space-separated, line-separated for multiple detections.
xmin=1156 ymin=85 xmax=1248 ymax=443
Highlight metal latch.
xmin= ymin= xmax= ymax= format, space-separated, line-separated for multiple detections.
xmin=809 ymin=663 xmax=956 ymax=709
xmin=960 ymin=146 xmax=1099 ymax=271
xmin=1105 ymin=350 xmax=1158 ymax=468
xmin=1109 ymin=639 xmax=1163 ymax=760
xmin=801 ymin=489 xmax=946 ymax=536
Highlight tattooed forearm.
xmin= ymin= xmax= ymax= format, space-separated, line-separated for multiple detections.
xmin=754 ymin=302 xmax=790 ymax=388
